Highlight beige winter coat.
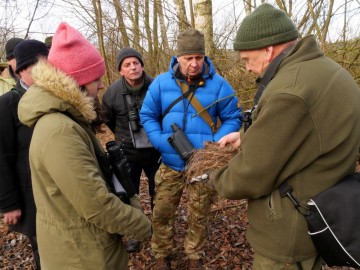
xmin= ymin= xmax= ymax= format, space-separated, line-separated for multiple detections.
xmin=18 ymin=60 xmax=151 ymax=270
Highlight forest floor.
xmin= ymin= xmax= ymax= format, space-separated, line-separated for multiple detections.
xmin=1 ymin=127 xmax=359 ymax=270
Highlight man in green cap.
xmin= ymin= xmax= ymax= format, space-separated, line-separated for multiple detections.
xmin=210 ymin=3 xmax=360 ymax=270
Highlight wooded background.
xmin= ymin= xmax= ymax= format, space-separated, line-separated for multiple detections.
xmin=1 ymin=0 xmax=359 ymax=110
xmin=1 ymin=1 xmax=360 ymax=269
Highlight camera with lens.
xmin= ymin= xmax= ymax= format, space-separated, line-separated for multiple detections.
xmin=168 ymin=123 xmax=195 ymax=160
xmin=241 ymin=107 xmax=256 ymax=132
xmin=106 ymin=141 xmax=136 ymax=204
xmin=128 ymin=107 xmax=140 ymax=132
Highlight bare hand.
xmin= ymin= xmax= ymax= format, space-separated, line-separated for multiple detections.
xmin=218 ymin=132 xmax=241 ymax=148
xmin=3 ymin=209 xmax=22 ymax=225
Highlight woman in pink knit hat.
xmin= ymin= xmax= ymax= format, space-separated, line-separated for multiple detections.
xmin=18 ymin=22 xmax=151 ymax=270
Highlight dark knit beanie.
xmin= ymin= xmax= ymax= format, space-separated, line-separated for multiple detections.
xmin=116 ymin=48 xmax=144 ymax=71
xmin=5 ymin=38 xmax=24 ymax=60
xmin=14 ymin=40 xmax=49 ymax=73
xmin=233 ymin=3 xmax=299 ymax=51
xmin=177 ymin=29 xmax=205 ymax=56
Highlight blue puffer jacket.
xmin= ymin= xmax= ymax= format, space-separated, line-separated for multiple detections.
xmin=140 ymin=56 xmax=241 ymax=171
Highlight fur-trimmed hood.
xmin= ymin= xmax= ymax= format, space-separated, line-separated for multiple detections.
xmin=18 ymin=59 xmax=96 ymax=127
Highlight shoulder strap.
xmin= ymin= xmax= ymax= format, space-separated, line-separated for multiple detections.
xmin=176 ymin=79 xmax=217 ymax=133
xmin=11 ymin=88 xmax=24 ymax=98
xmin=124 ymin=94 xmax=133 ymax=111
xmin=11 ymin=88 xmax=20 ymax=96
xmin=162 ymin=87 xmax=194 ymax=120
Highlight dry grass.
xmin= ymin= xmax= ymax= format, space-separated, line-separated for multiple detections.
xmin=185 ymin=141 xmax=238 ymax=180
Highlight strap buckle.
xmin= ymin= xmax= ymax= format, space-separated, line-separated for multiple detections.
xmin=279 ymin=182 xmax=310 ymax=216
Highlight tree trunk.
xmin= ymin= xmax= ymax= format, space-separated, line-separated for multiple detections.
xmin=144 ymin=0 xmax=153 ymax=57
xmin=189 ymin=0 xmax=195 ymax=27
xmin=243 ymin=0 xmax=252 ymax=15
xmin=157 ymin=0 xmax=169 ymax=53
xmin=113 ymin=0 xmax=130 ymax=47
xmin=129 ymin=0 xmax=141 ymax=51
xmin=174 ymin=0 xmax=190 ymax=31
xmin=92 ymin=0 xmax=110 ymax=87
xmin=153 ymin=0 xmax=160 ymax=73
xmin=193 ymin=0 xmax=214 ymax=58
xmin=321 ymin=0 xmax=334 ymax=49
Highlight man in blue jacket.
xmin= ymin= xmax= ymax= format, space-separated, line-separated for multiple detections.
xmin=140 ymin=28 xmax=241 ymax=270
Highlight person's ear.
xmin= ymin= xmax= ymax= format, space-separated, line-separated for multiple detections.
xmin=264 ymin=46 xmax=274 ymax=61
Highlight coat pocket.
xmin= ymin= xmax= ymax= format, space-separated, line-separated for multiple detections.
xmin=265 ymin=189 xmax=283 ymax=221
xmin=90 ymin=226 xmax=121 ymax=249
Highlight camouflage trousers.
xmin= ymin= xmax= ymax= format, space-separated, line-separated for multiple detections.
xmin=151 ymin=164 xmax=217 ymax=260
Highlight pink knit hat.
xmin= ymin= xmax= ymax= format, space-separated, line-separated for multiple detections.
xmin=48 ymin=22 xmax=105 ymax=86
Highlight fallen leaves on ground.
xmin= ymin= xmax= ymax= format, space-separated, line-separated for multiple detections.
xmin=1 ymin=183 xmax=356 ymax=270
xmin=1 ymin=127 xmax=359 ymax=269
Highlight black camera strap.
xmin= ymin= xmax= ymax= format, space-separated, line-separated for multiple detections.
xmin=162 ymin=87 xmax=195 ymax=120
xmin=124 ymin=93 xmax=136 ymax=115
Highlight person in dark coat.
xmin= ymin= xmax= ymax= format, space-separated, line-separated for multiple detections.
xmin=0 ymin=39 xmax=49 ymax=270
xmin=102 ymin=48 xmax=161 ymax=252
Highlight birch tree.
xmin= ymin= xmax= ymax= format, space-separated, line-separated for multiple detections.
xmin=152 ymin=0 xmax=160 ymax=73
xmin=113 ymin=0 xmax=130 ymax=47
xmin=173 ymin=0 xmax=190 ymax=31
xmin=144 ymin=0 xmax=153 ymax=57
xmin=126 ymin=0 xmax=141 ymax=51
xmin=157 ymin=0 xmax=169 ymax=53
xmin=193 ymin=0 xmax=214 ymax=58
xmin=92 ymin=0 xmax=110 ymax=86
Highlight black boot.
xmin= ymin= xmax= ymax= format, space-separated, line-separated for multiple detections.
xmin=127 ymin=239 xmax=141 ymax=253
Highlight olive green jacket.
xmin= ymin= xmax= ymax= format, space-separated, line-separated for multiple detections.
xmin=18 ymin=60 xmax=151 ymax=269
xmin=213 ymin=36 xmax=360 ymax=262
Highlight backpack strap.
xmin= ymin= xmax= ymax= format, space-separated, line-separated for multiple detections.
xmin=176 ymin=79 xmax=217 ymax=133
